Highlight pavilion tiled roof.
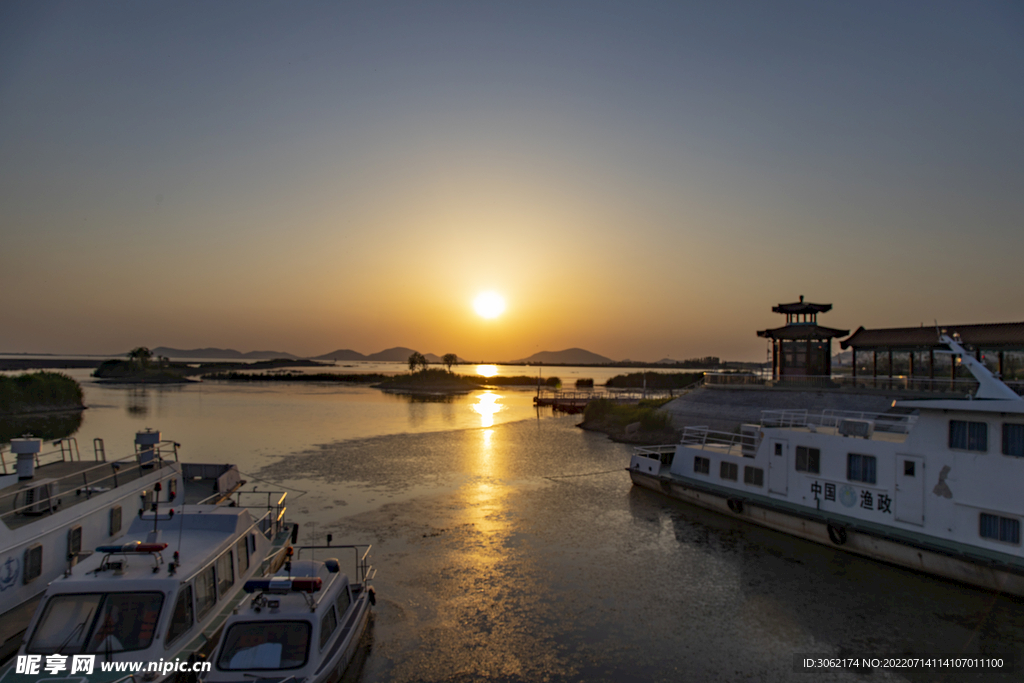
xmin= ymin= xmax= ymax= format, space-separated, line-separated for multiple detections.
xmin=840 ymin=322 xmax=1024 ymax=350
xmin=757 ymin=324 xmax=850 ymax=340
xmin=772 ymin=301 xmax=833 ymax=315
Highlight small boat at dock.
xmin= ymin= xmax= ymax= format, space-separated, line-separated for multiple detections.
xmin=203 ymin=538 xmax=375 ymax=683
xmin=629 ymin=334 xmax=1024 ymax=595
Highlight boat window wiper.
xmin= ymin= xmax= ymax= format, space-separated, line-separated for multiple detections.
xmin=57 ymin=608 xmax=94 ymax=655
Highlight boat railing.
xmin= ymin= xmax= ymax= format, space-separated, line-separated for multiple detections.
xmin=225 ymin=490 xmax=289 ymax=540
xmin=295 ymin=542 xmax=375 ymax=585
xmin=760 ymin=409 xmax=809 ymax=428
xmin=633 ymin=445 xmax=677 ymax=459
xmin=760 ymin=409 xmax=917 ymax=434
xmin=679 ymin=426 xmax=755 ymax=456
xmin=0 ymin=441 xmax=180 ymax=522
xmin=0 ymin=436 xmax=110 ymax=475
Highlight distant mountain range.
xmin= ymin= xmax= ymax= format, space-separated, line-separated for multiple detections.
xmin=151 ymin=347 xmax=300 ymax=360
xmin=312 ymin=347 xmax=456 ymax=363
xmin=146 ymin=345 xmax=622 ymax=364
xmin=510 ymin=348 xmax=615 ymax=365
xmin=152 ymin=346 xmax=458 ymax=364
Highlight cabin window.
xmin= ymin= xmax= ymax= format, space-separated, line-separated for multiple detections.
xmin=68 ymin=525 xmax=83 ymax=559
xmin=24 ymin=544 xmax=42 ymax=584
xmin=110 ymin=505 xmax=122 ymax=536
xmin=1002 ymin=424 xmax=1024 ymax=457
xmin=904 ymin=461 xmax=915 ymax=477
xmin=195 ymin=565 xmax=217 ymax=620
xmin=85 ymin=592 xmax=163 ymax=653
xmin=720 ymin=461 xmax=738 ymax=481
xmin=795 ymin=447 xmax=820 ymax=474
xmin=319 ymin=606 xmax=338 ymax=650
xmin=217 ymin=621 xmax=310 ymax=670
xmin=743 ymin=466 xmax=764 ymax=487
xmin=237 ymin=537 xmax=250 ymax=574
xmin=166 ymin=586 xmax=194 ymax=645
xmin=847 ymin=453 xmax=876 ymax=484
xmin=980 ymin=513 xmax=1020 ymax=544
xmin=949 ymin=420 xmax=987 ymax=452
xmin=217 ymin=551 xmax=235 ymax=595
xmin=27 ymin=592 xmax=164 ymax=654
xmin=336 ymin=586 xmax=352 ymax=619
xmin=693 ymin=456 xmax=710 ymax=475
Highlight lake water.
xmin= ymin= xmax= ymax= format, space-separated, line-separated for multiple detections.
xmin=4 ymin=372 xmax=1023 ymax=681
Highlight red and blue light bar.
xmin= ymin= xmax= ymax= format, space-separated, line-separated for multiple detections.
xmin=244 ymin=577 xmax=322 ymax=593
xmin=96 ymin=541 xmax=169 ymax=553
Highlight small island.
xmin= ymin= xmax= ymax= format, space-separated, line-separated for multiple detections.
xmin=93 ymin=347 xmax=329 ymax=383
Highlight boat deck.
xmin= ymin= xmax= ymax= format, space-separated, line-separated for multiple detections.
xmin=0 ymin=458 xmax=169 ymax=531
xmin=773 ymin=424 xmax=908 ymax=443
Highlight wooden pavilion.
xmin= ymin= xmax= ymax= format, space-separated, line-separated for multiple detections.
xmin=840 ymin=322 xmax=1024 ymax=380
xmin=757 ymin=296 xmax=849 ymax=380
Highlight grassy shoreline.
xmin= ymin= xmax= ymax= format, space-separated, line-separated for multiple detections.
xmin=578 ymin=397 xmax=679 ymax=444
xmin=0 ymin=372 xmax=84 ymax=416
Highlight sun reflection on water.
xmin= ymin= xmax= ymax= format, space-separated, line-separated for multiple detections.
xmin=471 ymin=391 xmax=503 ymax=428
xmin=475 ymin=364 xmax=499 ymax=377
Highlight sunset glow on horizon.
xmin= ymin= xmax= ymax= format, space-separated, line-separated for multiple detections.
xmin=1 ymin=3 xmax=1021 ymax=362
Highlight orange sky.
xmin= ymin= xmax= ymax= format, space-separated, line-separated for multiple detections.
xmin=2 ymin=3 xmax=1022 ymax=362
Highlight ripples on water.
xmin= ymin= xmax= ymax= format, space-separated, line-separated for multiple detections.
xmin=259 ymin=419 xmax=1024 ymax=683
xmin=5 ymin=377 xmax=1023 ymax=681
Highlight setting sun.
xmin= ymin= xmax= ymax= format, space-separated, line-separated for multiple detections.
xmin=473 ymin=291 xmax=506 ymax=319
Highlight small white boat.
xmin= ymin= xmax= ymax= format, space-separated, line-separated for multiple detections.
xmin=630 ymin=334 xmax=1024 ymax=595
xmin=0 ymin=429 xmax=246 ymax=660
xmin=0 ymin=471 xmax=293 ymax=682
xmin=203 ymin=538 xmax=375 ymax=683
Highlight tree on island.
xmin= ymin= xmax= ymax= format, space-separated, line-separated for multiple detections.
xmin=127 ymin=346 xmax=153 ymax=370
xmin=442 ymin=353 xmax=458 ymax=373
xmin=408 ymin=352 xmax=427 ymax=373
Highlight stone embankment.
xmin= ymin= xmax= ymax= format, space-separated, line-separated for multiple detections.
xmin=661 ymin=386 xmax=895 ymax=432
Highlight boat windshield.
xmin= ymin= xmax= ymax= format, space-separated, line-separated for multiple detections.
xmin=27 ymin=592 xmax=164 ymax=654
xmin=217 ymin=621 xmax=311 ymax=671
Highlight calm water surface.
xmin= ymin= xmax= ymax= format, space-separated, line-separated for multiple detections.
xmin=5 ymin=374 xmax=1023 ymax=681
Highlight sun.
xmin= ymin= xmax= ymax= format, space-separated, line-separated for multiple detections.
xmin=473 ymin=291 xmax=506 ymax=319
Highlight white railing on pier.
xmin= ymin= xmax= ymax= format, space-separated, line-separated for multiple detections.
xmin=535 ymin=389 xmax=680 ymax=402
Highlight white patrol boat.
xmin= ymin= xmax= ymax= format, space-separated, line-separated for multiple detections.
xmin=629 ymin=334 xmax=1024 ymax=595
xmin=203 ymin=537 xmax=375 ymax=683
xmin=0 ymin=485 xmax=294 ymax=682
xmin=0 ymin=430 xmax=246 ymax=661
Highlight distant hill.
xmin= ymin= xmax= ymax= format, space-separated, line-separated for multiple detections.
xmin=151 ymin=347 xmax=299 ymax=360
xmin=512 ymin=348 xmax=614 ymax=365
xmin=365 ymin=347 xmax=420 ymax=362
xmin=312 ymin=349 xmax=368 ymax=361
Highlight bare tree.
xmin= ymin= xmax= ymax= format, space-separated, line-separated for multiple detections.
xmin=442 ymin=353 xmax=458 ymax=373
xmin=408 ymin=351 xmax=427 ymax=373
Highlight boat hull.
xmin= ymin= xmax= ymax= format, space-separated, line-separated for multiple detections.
xmin=629 ymin=468 xmax=1024 ymax=596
